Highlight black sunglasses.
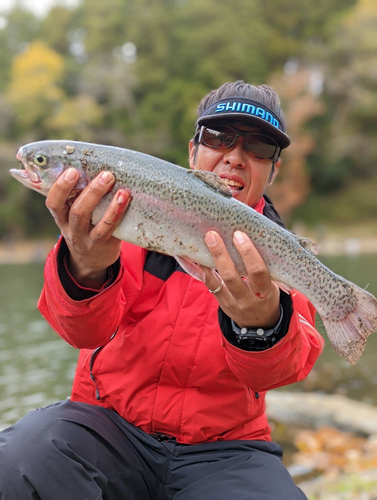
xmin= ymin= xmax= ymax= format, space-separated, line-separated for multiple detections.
xmin=197 ymin=125 xmax=280 ymax=161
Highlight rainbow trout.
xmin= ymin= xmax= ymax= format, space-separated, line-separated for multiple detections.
xmin=10 ymin=140 xmax=377 ymax=364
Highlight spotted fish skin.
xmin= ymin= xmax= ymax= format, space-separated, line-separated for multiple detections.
xmin=10 ymin=140 xmax=377 ymax=364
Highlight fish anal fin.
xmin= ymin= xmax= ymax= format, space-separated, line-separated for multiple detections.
xmin=175 ymin=256 xmax=206 ymax=282
xmin=189 ymin=170 xmax=232 ymax=197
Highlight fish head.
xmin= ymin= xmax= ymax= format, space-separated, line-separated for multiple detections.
xmin=10 ymin=140 xmax=88 ymax=196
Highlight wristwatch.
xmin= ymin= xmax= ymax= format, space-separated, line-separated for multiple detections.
xmin=231 ymin=304 xmax=284 ymax=351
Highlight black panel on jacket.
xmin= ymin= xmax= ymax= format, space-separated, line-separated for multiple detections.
xmin=144 ymin=252 xmax=186 ymax=281
xmin=263 ymin=194 xmax=287 ymax=229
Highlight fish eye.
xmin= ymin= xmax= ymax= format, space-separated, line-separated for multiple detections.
xmin=33 ymin=153 xmax=48 ymax=168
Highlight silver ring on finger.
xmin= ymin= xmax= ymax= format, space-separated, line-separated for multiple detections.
xmin=208 ymin=279 xmax=224 ymax=295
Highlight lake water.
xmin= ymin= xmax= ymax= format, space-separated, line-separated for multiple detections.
xmin=0 ymin=253 xmax=377 ymax=430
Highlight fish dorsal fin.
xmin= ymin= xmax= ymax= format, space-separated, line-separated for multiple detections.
xmin=298 ymin=237 xmax=319 ymax=255
xmin=189 ymin=170 xmax=232 ymax=197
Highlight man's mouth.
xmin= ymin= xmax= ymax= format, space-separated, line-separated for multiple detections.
xmin=219 ymin=176 xmax=244 ymax=194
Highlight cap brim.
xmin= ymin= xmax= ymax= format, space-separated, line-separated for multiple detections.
xmin=197 ymin=113 xmax=291 ymax=149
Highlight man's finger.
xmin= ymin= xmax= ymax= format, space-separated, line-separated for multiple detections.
xmin=233 ymin=231 xmax=272 ymax=299
xmin=45 ymin=168 xmax=80 ymax=228
xmin=90 ymin=189 xmax=131 ymax=242
xmin=204 ymin=231 xmax=244 ymax=295
xmin=199 ymin=267 xmax=224 ymax=293
xmin=68 ymin=171 xmax=115 ymax=232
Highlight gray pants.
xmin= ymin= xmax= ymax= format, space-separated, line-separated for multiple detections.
xmin=0 ymin=400 xmax=307 ymax=500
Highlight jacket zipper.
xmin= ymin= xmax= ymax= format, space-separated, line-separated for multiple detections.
xmin=89 ymin=328 xmax=118 ymax=400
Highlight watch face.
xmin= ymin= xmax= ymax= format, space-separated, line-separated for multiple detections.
xmin=231 ymin=304 xmax=284 ymax=351
xmin=237 ymin=335 xmax=276 ymax=350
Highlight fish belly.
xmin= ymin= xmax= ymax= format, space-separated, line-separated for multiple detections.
xmin=92 ymin=190 xmax=218 ymax=267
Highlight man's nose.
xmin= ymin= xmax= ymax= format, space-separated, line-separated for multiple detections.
xmin=222 ymin=137 xmax=247 ymax=169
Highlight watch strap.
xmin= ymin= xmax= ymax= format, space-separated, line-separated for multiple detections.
xmin=231 ymin=304 xmax=284 ymax=350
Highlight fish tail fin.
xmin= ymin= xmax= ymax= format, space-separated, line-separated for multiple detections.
xmin=322 ymin=284 xmax=377 ymax=365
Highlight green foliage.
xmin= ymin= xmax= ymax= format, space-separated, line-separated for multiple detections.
xmin=7 ymin=41 xmax=65 ymax=131
xmin=46 ymin=95 xmax=103 ymax=141
xmin=0 ymin=8 xmax=40 ymax=91
xmin=39 ymin=6 xmax=78 ymax=55
xmin=260 ymin=0 xmax=356 ymax=65
xmin=307 ymin=0 xmax=377 ymax=192
xmin=79 ymin=0 xmax=131 ymax=55
xmin=291 ymin=175 xmax=377 ymax=227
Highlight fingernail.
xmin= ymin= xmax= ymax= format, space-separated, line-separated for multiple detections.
xmin=99 ymin=171 xmax=113 ymax=184
xmin=116 ymin=190 xmax=129 ymax=205
xmin=205 ymin=231 xmax=218 ymax=247
xmin=117 ymin=191 xmax=125 ymax=204
xmin=65 ymin=168 xmax=77 ymax=181
xmin=234 ymin=231 xmax=245 ymax=244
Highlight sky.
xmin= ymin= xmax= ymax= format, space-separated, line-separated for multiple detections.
xmin=0 ymin=0 xmax=79 ymax=18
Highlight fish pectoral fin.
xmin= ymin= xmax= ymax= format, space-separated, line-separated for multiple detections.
xmin=272 ymin=280 xmax=293 ymax=295
xmin=298 ymin=237 xmax=319 ymax=255
xmin=175 ymin=256 xmax=207 ymax=282
xmin=189 ymin=170 xmax=232 ymax=197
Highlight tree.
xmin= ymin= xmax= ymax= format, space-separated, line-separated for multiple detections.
xmin=307 ymin=0 xmax=377 ymax=193
xmin=6 ymin=41 xmax=64 ymax=132
xmin=0 ymin=7 xmax=40 ymax=92
xmin=267 ymin=68 xmax=325 ymax=219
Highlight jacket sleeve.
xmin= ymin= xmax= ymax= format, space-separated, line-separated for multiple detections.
xmin=221 ymin=290 xmax=324 ymax=392
xmin=37 ymin=237 xmax=147 ymax=349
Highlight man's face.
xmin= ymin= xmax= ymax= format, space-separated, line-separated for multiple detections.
xmin=189 ymin=121 xmax=279 ymax=208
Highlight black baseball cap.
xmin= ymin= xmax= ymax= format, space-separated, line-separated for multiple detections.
xmin=196 ymin=97 xmax=290 ymax=149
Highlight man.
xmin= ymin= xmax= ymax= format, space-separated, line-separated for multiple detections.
xmin=0 ymin=81 xmax=323 ymax=499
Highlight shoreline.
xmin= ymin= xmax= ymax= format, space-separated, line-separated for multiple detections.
xmin=317 ymin=236 xmax=377 ymax=256
xmin=0 ymin=240 xmax=57 ymax=265
xmin=1 ymin=235 xmax=377 ymax=265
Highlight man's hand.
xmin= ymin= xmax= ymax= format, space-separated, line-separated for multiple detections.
xmin=201 ymin=230 xmax=280 ymax=329
xmin=46 ymin=168 xmax=131 ymax=288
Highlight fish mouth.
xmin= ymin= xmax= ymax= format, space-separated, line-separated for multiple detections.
xmin=14 ymin=150 xmax=41 ymax=184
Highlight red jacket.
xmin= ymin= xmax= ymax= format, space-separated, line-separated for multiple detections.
xmin=38 ymin=205 xmax=324 ymax=445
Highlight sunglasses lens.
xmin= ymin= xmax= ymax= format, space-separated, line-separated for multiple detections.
xmin=244 ymin=134 xmax=277 ymax=159
xmin=200 ymin=126 xmax=279 ymax=160
xmin=201 ymin=127 xmax=236 ymax=149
